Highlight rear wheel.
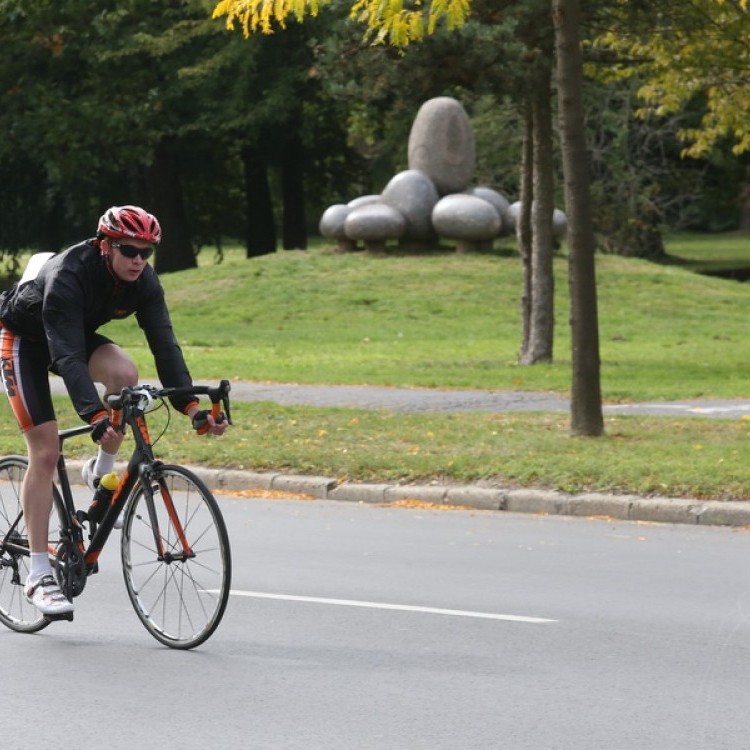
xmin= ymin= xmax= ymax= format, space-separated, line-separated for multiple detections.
xmin=0 ymin=456 xmax=62 ymax=633
xmin=120 ymin=464 xmax=231 ymax=649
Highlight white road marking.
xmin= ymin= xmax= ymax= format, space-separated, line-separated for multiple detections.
xmin=223 ymin=590 xmax=558 ymax=623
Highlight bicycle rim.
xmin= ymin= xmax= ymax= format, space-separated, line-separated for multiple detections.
xmin=0 ymin=456 xmax=51 ymax=633
xmin=121 ymin=465 xmax=231 ymax=649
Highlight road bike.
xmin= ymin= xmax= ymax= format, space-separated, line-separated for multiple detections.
xmin=0 ymin=380 xmax=233 ymax=649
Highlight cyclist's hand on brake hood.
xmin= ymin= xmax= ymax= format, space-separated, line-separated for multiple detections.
xmin=89 ymin=414 xmax=122 ymax=450
xmin=188 ymin=407 xmax=228 ymax=437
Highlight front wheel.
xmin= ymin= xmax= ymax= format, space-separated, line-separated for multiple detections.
xmin=120 ymin=464 xmax=231 ymax=649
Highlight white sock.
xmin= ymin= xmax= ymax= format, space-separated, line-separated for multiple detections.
xmin=29 ymin=552 xmax=52 ymax=584
xmin=93 ymin=448 xmax=116 ymax=477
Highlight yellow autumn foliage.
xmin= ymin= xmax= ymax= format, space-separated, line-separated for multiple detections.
xmin=595 ymin=0 xmax=750 ymax=157
xmin=213 ymin=0 xmax=471 ymax=45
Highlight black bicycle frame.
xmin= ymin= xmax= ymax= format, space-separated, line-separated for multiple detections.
xmin=1 ymin=379 xmax=231 ymax=578
xmin=50 ymin=415 xmax=161 ymax=576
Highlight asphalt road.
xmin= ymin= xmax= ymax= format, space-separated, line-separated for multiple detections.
xmin=6 ymin=489 xmax=750 ymax=749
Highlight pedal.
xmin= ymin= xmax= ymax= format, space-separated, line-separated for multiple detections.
xmin=44 ymin=611 xmax=74 ymax=623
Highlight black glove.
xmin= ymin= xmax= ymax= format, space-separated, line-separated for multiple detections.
xmin=192 ymin=409 xmax=226 ymax=435
xmin=191 ymin=410 xmax=211 ymax=433
xmin=90 ymin=416 xmax=112 ymax=443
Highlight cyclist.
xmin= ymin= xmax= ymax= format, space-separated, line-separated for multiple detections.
xmin=0 ymin=205 xmax=228 ymax=617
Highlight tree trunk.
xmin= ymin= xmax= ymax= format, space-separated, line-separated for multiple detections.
xmin=520 ymin=60 xmax=555 ymax=364
xmin=146 ymin=138 xmax=196 ymax=274
xmin=518 ymin=102 xmax=534 ymax=358
xmin=242 ymin=145 xmax=277 ymax=258
xmin=553 ymin=0 xmax=604 ymax=437
xmin=281 ymin=136 xmax=308 ymax=250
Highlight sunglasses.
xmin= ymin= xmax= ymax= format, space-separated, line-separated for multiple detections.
xmin=111 ymin=242 xmax=154 ymax=260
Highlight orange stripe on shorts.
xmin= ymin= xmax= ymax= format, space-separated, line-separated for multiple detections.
xmin=0 ymin=325 xmax=34 ymax=432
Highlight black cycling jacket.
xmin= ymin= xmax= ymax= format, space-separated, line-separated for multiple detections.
xmin=0 ymin=240 xmax=195 ymax=422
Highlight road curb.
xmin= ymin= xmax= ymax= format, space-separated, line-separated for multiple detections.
xmin=181 ymin=464 xmax=750 ymax=529
xmin=67 ymin=460 xmax=750 ymax=528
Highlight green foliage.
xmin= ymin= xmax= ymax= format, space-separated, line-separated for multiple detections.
xmin=2 ymin=0 xmax=749 ymax=260
xmin=581 ymin=75 xmax=732 ymax=252
xmin=0 ymin=0 xmax=227 ymax=245
xmin=470 ymin=95 xmax=523 ymax=199
xmin=305 ymin=3 xmax=555 ymax=201
xmin=595 ymin=0 xmax=750 ymax=157
xmin=0 ymin=0 xmax=355 ymax=253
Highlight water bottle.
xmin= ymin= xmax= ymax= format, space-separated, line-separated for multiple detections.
xmin=88 ymin=471 xmax=119 ymax=524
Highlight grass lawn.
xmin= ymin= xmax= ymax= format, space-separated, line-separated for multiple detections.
xmin=2 ymin=232 xmax=750 ymax=501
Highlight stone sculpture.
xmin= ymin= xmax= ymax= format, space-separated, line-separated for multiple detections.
xmin=318 ymin=96 xmax=566 ymax=253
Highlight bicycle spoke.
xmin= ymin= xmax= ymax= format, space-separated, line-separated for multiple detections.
xmin=121 ymin=465 xmax=230 ymax=649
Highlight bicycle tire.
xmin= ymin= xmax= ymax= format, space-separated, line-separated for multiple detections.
xmin=0 ymin=455 xmax=65 ymax=633
xmin=120 ymin=464 xmax=231 ymax=649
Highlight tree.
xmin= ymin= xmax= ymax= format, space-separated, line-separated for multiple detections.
xmin=595 ymin=1 xmax=750 ymax=159
xmin=0 ymin=0 xmax=214 ymax=271
xmin=592 ymin=0 xmax=750 ymax=237
xmin=213 ymin=0 xmax=605 ymax=435
xmin=0 ymin=1 xmax=117 ymax=248
xmin=0 ymin=0 xmax=352 ymax=266
xmin=187 ymin=9 xmax=359 ymax=256
xmin=217 ymin=0 xmax=560 ymax=364
xmin=514 ymin=2 xmax=556 ymax=365
xmin=553 ymin=0 xmax=603 ymax=436
xmin=317 ymin=2 xmax=560 ymax=362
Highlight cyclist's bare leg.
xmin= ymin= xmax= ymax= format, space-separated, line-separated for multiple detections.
xmin=87 ymin=343 xmax=138 ymax=457
xmin=20 ymin=421 xmax=75 ymax=615
xmin=88 ymin=342 xmax=138 ymax=395
xmin=21 ymin=421 xmax=59 ymax=553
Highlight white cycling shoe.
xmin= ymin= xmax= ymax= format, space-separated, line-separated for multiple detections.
xmin=25 ymin=575 xmax=74 ymax=616
xmin=81 ymin=456 xmax=99 ymax=492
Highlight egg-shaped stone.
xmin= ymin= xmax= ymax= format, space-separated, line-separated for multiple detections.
xmin=319 ymin=204 xmax=351 ymax=239
xmin=348 ymin=195 xmax=381 ymax=209
xmin=503 ymin=201 xmax=522 ymax=233
xmin=381 ymin=169 xmax=439 ymax=240
xmin=466 ymin=187 xmax=511 ymax=234
xmin=344 ymin=203 xmax=406 ymax=242
xmin=432 ymin=194 xmax=501 ymax=240
xmin=408 ymin=97 xmax=475 ymax=195
xmin=552 ymin=208 xmax=568 ymax=239
xmin=503 ymin=201 xmax=567 ymax=239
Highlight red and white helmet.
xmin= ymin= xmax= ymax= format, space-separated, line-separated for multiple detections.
xmin=97 ymin=205 xmax=162 ymax=243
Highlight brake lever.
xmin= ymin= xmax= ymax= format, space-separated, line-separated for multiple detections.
xmin=218 ymin=380 xmax=232 ymax=425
